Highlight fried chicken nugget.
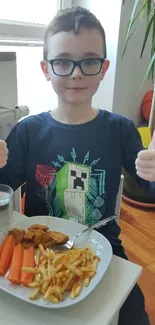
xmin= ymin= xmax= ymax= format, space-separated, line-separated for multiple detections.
xmin=24 ymin=230 xmax=35 ymax=241
xmin=22 ymin=239 xmax=34 ymax=249
xmin=33 ymin=229 xmax=56 ymax=247
xmin=9 ymin=228 xmax=25 ymax=244
xmin=48 ymin=231 xmax=69 ymax=245
xmin=43 ymin=240 xmax=57 ymax=248
xmin=28 ymin=224 xmax=49 ymax=231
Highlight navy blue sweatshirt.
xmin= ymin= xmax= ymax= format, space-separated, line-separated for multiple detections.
xmin=1 ymin=109 xmax=155 ymax=245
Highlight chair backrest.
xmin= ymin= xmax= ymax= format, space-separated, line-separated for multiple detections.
xmin=115 ymin=175 xmax=124 ymax=224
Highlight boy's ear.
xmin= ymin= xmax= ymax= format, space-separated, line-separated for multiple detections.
xmin=40 ymin=60 xmax=51 ymax=81
xmin=100 ymin=60 xmax=110 ymax=80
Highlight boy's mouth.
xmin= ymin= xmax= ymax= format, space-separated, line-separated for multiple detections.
xmin=67 ymin=87 xmax=88 ymax=90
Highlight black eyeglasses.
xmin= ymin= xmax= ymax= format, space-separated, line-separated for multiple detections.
xmin=47 ymin=58 xmax=105 ymax=76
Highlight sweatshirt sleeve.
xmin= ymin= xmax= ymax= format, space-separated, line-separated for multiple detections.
xmin=122 ymin=119 xmax=155 ymax=198
xmin=0 ymin=120 xmax=29 ymax=191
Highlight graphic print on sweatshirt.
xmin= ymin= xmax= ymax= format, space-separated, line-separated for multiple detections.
xmin=35 ymin=148 xmax=106 ymax=225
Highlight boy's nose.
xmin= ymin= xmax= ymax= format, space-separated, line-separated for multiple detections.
xmin=70 ymin=66 xmax=83 ymax=79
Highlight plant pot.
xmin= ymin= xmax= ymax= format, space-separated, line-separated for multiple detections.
xmin=122 ymin=168 xmax=155 ymax=207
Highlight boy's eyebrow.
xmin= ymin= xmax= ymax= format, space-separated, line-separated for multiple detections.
xmin=54 ymin=52 xmax=71 ymax=59
xmin=53 ymin=52 xmax=102 ymax=59
xmin=82 ymin=52 xmax=102 ymax=58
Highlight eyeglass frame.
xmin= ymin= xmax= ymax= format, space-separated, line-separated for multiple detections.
xmin=46 ymin=57 xmax=106 ymax=76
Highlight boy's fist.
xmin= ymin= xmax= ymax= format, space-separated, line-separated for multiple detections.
xmin=136 ymin=131 xmax=155 ymax=182
xmin=0 ymin=140 xmax=8 ymax=168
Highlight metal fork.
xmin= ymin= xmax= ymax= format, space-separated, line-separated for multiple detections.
xmin=53 ymin=215 xmax=116 ymax=250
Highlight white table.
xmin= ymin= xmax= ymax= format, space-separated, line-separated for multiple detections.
xmin=0 ymin=211 xmax=142 ymax=325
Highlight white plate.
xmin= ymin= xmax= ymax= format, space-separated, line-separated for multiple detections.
xmin=0 ymin=216 xmax=112 ymax=309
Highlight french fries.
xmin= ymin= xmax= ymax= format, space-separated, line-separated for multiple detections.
xmin=21 ymin=244 xmax=100 ymax=304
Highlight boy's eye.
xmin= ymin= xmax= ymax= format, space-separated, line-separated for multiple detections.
xmin=54 ymin=60 xmax=71 ymax=67
xmin=84 ymin=58 xmax=100 ymax=65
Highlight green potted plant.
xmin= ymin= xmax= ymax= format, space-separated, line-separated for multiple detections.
xmin=123 ymin=0 xmax=155 ymax=133
xmin=122 ymin=0 xmax=155 ymax=206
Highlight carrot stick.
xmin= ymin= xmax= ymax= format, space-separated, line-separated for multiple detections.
xmin=0 ymin=236 xmax=8 ymax=258
xmin=0 ymin=235 xmax=16 ymax=276
xmin=7 ymin=243 xmax=24 ymax=284
xmin=0 ymin=241 xmax=4 ymax=258
xmin=21 ymin=246 xmax=35 ymax=286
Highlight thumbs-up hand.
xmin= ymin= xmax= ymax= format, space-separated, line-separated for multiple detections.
xmin=136 ymin=131 xmax=155 ymax=182
xmin=0 ymin=140 xmax=8 ymax=168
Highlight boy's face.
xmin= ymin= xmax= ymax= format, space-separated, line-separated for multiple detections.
xmin=41 ymin=28 xmax=109 ymax=105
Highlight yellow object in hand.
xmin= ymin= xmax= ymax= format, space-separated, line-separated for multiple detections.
xmin=138 ymin=127 xmax=151 ymax=149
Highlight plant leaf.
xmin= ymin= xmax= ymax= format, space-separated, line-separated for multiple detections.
xmin=125 ymin=0 xmax=140 ymax=38
xmin=122 ymin=6 xmax=150 ymax=58
xmin=152 ymin=6 xmax=155 ymax=53
xmin=125 ymin=1 xmax=148 ymax=36
xmin=150 ymin=9 xmax=155 ymax=80
xmin=140 ymin=11 xmax=155 ymax=57
xmin=122 ymin=26 xmax=139 ymax=58
xmin=140 ymin=0 xmax=148 ymax=19
xmin=123 ymin=1 xmax=148 ymax=56
xmin=146 ymin=0 xmax=152 ymax=22
xmin=148 ymin=60 xmax=154 ymax=80
xmin=142 ymin=52 xmax=155 ymax=85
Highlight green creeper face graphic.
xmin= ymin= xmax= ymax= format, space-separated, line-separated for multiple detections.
xmin=67 ymin=163 xmax=90 ymax=192
xmin=56 ymin=163 xmax=90 ymax=223
xmin=56 ymin=162 xmax=90 ymax=193
xmin=37 ymin=150 xmax=106 ymax=224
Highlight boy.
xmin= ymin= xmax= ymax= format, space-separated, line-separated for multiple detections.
xmin=0 ymin=6 xmax=155 ymax=324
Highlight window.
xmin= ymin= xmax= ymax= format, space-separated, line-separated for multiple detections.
xmin=0 ymin=0 xmax=59 ymax=46
xmin=0 ymin=1 xmax=59 ymax=24
xmin=0 ymin=0 xmax=73 ymax=114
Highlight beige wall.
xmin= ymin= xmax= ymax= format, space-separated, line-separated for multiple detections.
xmin=72 ymin=0 xmax=153 ymax=124
xmin=72 ymin=0 xmax=122 ymax=112
xmin=112 ymin=0 xmax=153 ymax=125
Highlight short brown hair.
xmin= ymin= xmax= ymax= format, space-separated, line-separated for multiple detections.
xmin=43 ymin=6 xmax=107 ymax=60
